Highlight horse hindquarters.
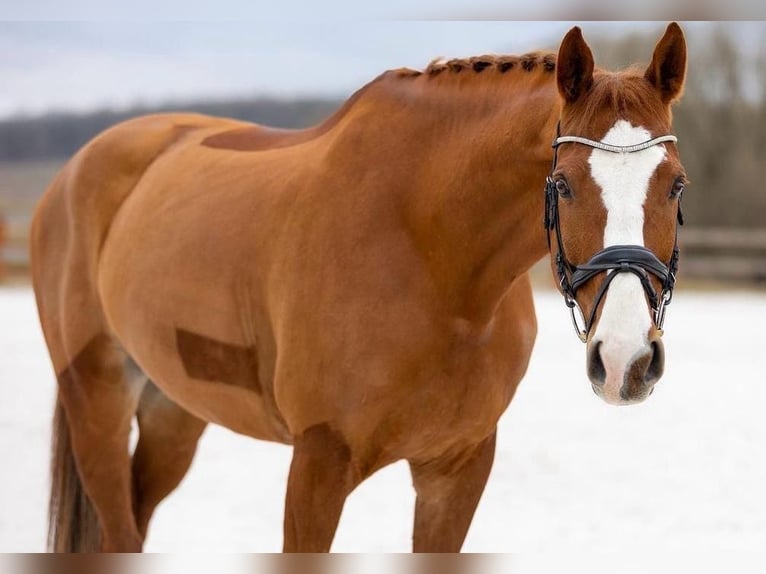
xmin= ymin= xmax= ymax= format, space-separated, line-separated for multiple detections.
xmin=31 ymin=168 xmax=144 ymax=550
xmin=30 ymin=115 xmax=210 ymax=552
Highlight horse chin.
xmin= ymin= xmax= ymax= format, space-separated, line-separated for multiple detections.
xmin=591 ymin=381 xmax=654 ymax=406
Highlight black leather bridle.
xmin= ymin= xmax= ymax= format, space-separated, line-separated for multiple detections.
xmin=544 ymin=124 xmax=683 ymax=343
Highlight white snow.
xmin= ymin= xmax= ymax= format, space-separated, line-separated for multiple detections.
xmin=1 ymin=286 xmax=765 ymax=553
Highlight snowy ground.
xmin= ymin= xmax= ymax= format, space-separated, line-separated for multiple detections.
xmin=1 ymin=286 xmax=765 ymax=553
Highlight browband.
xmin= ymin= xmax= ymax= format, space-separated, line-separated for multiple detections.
xmin=553 ymin=134 xmax=677 ymax=154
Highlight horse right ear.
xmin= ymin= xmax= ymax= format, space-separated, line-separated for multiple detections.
xmin=556 ymin=26 xmax=595 ymax=105
xmin=645 ymin=22 xmax=687 ymax=104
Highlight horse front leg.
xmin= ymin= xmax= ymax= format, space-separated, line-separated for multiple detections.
xmin=282 ymin=423 xmax=359 ymax=552
xmin=408 ymin=431 xmax=497 ymax=552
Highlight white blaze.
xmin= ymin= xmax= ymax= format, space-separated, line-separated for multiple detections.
xmin=588 ymin=120 xmax=667 ymax=404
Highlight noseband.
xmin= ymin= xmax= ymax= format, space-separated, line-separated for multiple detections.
xmin=544 ymin=124 xmax=683 ymax=343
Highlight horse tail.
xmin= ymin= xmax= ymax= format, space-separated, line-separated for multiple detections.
xmin=48 ymin=393 xmax=101 ymax=552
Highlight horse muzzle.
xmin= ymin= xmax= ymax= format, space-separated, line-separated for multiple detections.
xmin=586 ymin=334 xmax=665 ymax=405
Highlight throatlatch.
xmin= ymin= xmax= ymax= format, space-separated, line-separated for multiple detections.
xmin=544 ymin=123 xmax=683 ymax=343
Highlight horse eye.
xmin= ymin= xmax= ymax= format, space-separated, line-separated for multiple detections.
xmin=671 ymin=179 xmax=685 ymax=199
xmin=555 ymin=179 xmax=571 ymax=198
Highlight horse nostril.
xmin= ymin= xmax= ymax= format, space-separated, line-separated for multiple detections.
xmin=587 ymin=341 xmax=606 ymax=385
xmin=645 ymin=340 xmax=665 ymax=384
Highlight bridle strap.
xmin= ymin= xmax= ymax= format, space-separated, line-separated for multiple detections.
xmin=570 ymin=245 xmax=671 ymax=299
xmin=553 ymin=134 xmax=678 ymax=154
xmin=570 ymin=244 xmax=673 ymax=335
xmin=545 ymin=122 xmax=682 ymax=342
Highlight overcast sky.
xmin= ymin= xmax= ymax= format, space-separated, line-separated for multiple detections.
xmin=0 ymin=21 xmax=754 ymax=119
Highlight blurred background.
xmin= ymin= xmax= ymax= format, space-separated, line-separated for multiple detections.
xmin=1 ymin=21 xmax=765 ymax=286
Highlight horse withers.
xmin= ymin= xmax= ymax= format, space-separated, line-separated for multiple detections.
xmin=31 ymin=23 xmax=687 ymax=552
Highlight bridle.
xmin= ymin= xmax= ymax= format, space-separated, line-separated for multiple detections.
xmin=544 ymin=123 xmax=683 ymax=343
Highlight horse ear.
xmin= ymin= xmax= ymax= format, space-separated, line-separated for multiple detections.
xmin=556 ymin=26 xmax=595 ymax=105
xmin=645 ymin=22 xmax=687 ymax=104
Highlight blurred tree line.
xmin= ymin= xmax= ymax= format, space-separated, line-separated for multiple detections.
xmin=0 ymin=25 xmax=762 ymax=229
xmin=0 ymin=98 xmax=341 ymax=161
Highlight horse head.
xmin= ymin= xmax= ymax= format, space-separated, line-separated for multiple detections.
xmin=548 ymin=23 xmax=687 ymax=404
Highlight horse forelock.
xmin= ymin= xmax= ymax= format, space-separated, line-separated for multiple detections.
xmin=562 ymin=70 xmax=673 ymax=139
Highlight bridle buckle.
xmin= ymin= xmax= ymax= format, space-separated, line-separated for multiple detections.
xmin=654 ymin=290 xmax=673 ymax=335
xmin=567 ymin=298 xmax=589 ymax=343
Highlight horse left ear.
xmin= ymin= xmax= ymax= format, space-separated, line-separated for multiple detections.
xmin=557 ymin=26 xmax=595 ymax=105
xmin=645 ymin=22 xmax=687 ymax=104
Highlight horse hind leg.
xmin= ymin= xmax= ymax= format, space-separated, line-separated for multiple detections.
xmin=131 ymin=381 xmax=207 ymax=540
xmin=51 ymin=334 xmax=146 ymax=552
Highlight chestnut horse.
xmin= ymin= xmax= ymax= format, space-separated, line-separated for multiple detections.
xmin=32 ymin=24 xmax=687 ymax=552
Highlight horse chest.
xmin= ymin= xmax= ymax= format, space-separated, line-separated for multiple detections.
xmin=422 ymin=344 xmax=520 ymax=421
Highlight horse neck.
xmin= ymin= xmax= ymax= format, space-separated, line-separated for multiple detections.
xmin=346 ymin=73 xmax=560 ymax=325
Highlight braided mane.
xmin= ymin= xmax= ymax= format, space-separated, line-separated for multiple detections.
xmin=388 ymin=52 xmax=556 ymax=80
